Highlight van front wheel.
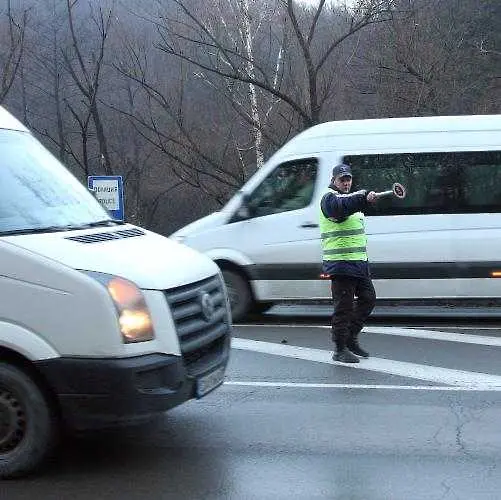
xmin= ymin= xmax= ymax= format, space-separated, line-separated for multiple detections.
xmin=0 ymin=363 xmax=56 ymax=478
xmin=221 ymin=269 xmax=252 ymax=322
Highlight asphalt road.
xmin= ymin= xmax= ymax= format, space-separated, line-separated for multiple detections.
xmin=4 ymin=313 xmax=501 ymax=499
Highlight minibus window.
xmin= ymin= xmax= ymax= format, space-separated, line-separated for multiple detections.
xmin=0 ymin=130 xmax=111 ymax=233
xmin=245 ymin=159 xmax=318 ymax=218
xmin=345 ymin=151 xmax=501 ymax=215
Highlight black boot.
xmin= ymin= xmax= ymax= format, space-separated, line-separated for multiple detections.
xmin=332 ymin=329 xmax=360 ymax=364
xmin=333 ymin=348 xmax=360 ymax=364
xmin=347 ymin=337 xmax=369 ymax=358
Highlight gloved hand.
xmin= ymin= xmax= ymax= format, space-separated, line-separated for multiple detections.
xmin=366 ymin=191 xmax=377 ymax=203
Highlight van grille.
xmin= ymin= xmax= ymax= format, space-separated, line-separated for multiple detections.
xmin=65 ymin=228 xmax=145 ymax=244
xmin=164 ymin=274 xmax=231 ymax=375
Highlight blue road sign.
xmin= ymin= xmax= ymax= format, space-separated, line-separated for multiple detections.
xmin=88 ymin=175 xmax=125 ymax=221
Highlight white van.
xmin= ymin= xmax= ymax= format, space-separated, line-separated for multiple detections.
xmin=0 ymin=107 xmax=231 ymax=478
xmin=172 ymin=115 xmax=501 ymax=320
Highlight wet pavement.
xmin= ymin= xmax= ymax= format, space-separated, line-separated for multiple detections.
xmin=4 ymin=318 xmax=501 ymax=499
xmin=266 ymin=302 xmax=501 ymax=320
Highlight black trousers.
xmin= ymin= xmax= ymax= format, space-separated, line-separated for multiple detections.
xmin=330 ymin=276 xmax=376 ymax=349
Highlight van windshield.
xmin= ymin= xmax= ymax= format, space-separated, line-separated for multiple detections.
xmin=0 ymin=130 xmax=112 ymax=235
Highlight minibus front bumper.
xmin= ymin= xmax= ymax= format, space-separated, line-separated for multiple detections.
xmin=35 ymin=352 xmax=229 ymax=430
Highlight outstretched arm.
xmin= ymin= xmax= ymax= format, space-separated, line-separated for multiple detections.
xmin=320 ymin=190 xmax=369 ymax=222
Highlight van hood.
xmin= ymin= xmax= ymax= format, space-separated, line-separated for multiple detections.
xmin=3 ymin=224 xmax=219 ymax=289
xmin=170 ymin=212 xmax=226 ymax=240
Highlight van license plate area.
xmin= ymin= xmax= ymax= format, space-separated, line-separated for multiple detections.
xmin=196 ymin=366 xmax=225 ymax=398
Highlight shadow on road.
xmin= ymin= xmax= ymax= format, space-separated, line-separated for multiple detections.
xmin=7 ymin=411 xmax=231 ymax=499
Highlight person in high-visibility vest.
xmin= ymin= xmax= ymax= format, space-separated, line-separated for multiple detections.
xmin=319 ymin=164 xmax=378 ymax=364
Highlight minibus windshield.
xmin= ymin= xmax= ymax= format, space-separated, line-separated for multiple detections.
xmin=0 ymin=130 xmax=112 ymax=234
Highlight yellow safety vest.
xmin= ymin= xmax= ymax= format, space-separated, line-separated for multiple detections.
xmin=319 ymin=189 xmax=368 ymax=261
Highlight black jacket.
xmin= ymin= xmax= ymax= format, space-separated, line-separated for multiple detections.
xmin=320 ymin=184 xmax=369 ymax=222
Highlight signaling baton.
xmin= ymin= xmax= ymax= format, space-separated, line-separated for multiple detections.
xmin=374 ymin=182 xmax=406 ymax=199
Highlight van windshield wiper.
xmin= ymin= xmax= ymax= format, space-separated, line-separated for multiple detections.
xmin=75 ymin=219 xmax=125 ymax=228
xmin=0 ymin=220 xmax=125 ymax=236
xmin=0 ymin=226 xmax=77 ymax=236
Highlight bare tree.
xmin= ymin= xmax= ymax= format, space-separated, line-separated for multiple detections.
xmin=205 ymin=0 xmax=285 ymax=170
xmin=364 ymin=0 xmax=497 ymax=116
xmin=113 ymin=26 xmax=246 ymax=204
xmin=17 ymin=0 xmax=91 ymax=174
xmin=0 ymin=0 xmax=28 ymax=104
xmin=62 ymin=0 xmax=114 ymax=175
xmin=153 ymin=0 xmax=396 ymax=128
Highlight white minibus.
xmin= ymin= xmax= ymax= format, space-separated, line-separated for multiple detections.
xmin=0 ymin=106 xmax=232 ymax=477
xmin=172 ymin=115 xmax=501 ymax=321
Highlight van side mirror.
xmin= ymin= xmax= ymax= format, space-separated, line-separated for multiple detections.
xmin=236 ymin=203 xmax=250 ymax=220
xmin=233 ymin=194 xmax=251 ymax=221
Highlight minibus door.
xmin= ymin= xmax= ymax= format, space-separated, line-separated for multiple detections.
xmin=230 ymin=159 xmax=322 ymax=293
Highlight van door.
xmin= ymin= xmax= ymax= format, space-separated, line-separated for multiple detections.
xmin=227 ymin=158 xmax=323 ymax=300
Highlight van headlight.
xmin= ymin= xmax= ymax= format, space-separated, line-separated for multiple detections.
xmin=81 ymin=271 xmax=155 ymax=343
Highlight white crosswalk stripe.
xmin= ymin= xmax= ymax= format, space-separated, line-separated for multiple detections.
xmin=363 ymin=326 xmax=501 ymax=346
xmin=224 ymin=381 xmax=501 ymax=391
xmin=231 ymin=336 xmax=501 ymax=390
xmin=237 ymin=324 xmax=501 ymax=346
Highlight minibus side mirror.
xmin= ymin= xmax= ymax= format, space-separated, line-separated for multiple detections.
xmin=232 ymin=194 xmax=251 ymax=222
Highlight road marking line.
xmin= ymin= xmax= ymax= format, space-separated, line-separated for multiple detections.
xmin=442 ymin=326 xmax=501 ymax=330
xmin=362 ymin=326 xmax=501 ymax=346
xmin=224 ymin=381 xmax=501 ymax=391
xmin=238 ymin=323 xmax=501 ymax=330
xmin=231 ymin=337 xmax=501 ymax=389
xmin=236 ymin=324 xmax=501 ymax=346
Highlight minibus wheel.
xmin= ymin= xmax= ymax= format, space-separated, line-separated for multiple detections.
xmin=221 ymin=269 xmax=252 ymax=322
xmin=0 ymin=363 xmax=56 ymax=478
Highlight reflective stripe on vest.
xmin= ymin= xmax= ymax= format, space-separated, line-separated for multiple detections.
xmin=319 ymin=189 xmax=368 ymax=262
